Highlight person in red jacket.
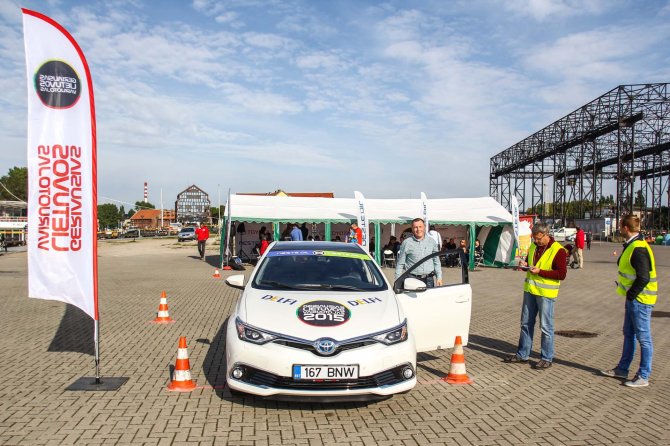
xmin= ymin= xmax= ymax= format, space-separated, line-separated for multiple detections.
xmin=348 ymin=223 xmax=363 ymax=245
xmin=195 ymin=223 xmax=210 ymax=261
xmin=259 ymin=233 xmax=271 ymax=255
xmin=574 ymin=227 xmax=585 ymax=269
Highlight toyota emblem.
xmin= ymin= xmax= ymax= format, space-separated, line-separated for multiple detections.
xmin=314 ymin=338 xmax=338 ymax=355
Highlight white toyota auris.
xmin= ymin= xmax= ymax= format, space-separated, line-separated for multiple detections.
xmin=225 ymin=241 xmax=472 ymax=401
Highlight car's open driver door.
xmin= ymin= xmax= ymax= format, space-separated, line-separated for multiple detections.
xmin=394 ymin=250 xmax=472 ymax=353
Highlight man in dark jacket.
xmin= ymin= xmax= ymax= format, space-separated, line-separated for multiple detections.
xmin=601 ymin=215 xmax=657 ymax=387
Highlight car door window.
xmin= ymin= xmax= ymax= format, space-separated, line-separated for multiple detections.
xmin=394 ymin=250 xmax=471 ymax=352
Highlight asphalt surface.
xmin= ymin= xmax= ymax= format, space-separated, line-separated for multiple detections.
xmin=0 ymin=238 xmax=668 ymax=445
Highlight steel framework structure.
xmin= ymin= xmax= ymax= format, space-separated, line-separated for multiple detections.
xmin=490 ymin=83 xmax=670 ymax=229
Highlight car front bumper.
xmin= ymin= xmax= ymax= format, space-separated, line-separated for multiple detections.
xmin=225 ymin=320 xmax=417 ymax=398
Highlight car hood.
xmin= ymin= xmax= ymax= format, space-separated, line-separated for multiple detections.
xmin=241 ymin=288 xmax=401 ymax=340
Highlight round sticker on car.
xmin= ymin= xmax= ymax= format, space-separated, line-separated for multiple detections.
xmin=297 ymin=300 xmax=351 ymax=327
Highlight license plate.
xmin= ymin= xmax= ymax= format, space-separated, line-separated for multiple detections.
xmin=293 ymin=365 xmax=359 ymax=380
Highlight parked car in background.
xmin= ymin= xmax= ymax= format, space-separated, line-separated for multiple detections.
xmin=551 ymin=227 xmax=577 ymax=242
xmin=122 ymin=229 xmax=140 ymax=238
xmin=178 ymin=227 xmax=196 ymax=242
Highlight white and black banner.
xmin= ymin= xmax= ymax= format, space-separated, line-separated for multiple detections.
xmin=23 ymin=9 xmax=98 ymax=320
xmin=353 ymin=191 xmax=369 ymax=252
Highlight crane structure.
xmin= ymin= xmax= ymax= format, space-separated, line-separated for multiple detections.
xmin=490 ymin=83 xmax=670 ymax=229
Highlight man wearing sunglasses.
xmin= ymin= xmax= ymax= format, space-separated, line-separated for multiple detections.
xmin=504 ymin=223 xmax=567 ymax=369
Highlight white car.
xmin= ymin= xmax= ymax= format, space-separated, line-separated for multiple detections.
xmin=225 ymin=241 xmax=472 ymax=401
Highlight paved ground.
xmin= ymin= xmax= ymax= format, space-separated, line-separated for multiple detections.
xmin=0 ymin=238 xmax=668 ymax=445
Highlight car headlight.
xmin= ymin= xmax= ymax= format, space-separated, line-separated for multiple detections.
xmin=372 ymin=320 xmax=408 ymax=345
xmin=235 ymin=317 xmax=277 ymax=345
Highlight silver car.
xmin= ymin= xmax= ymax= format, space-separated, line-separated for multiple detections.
xmin=177 ymin=227 xmax=196 ymax=242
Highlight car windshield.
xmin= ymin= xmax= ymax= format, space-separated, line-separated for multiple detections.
xmin=181 ymin=228 xmax=195 ymax=233
xmin=252 ymin=249 xmax=388 ymax=292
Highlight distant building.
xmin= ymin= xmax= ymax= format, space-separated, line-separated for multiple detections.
xmin=238 ymin=189 xmax=334 ymax=198
xmin=0 ymin=200 xmax=28 ymax=245
xmin=175 ymin=185 xmax=211 ymax=223
xmin=130 ymin=209 xmax=162 ymax=229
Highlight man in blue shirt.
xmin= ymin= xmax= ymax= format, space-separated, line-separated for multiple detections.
xmin=290 ymin=223 xmax=303 ymax=241
xmin=395 ymin=218 xmax=442 ymax=288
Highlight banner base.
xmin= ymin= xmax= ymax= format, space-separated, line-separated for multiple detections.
xmin=66 ymin=376 xmax=128 ymax=391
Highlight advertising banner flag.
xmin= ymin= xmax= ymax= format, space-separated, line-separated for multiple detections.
xmin=23 ymin=9 xmax=98 ymax=320
xmin=420 ymin=192 xmax=429 ymax=229
xmin=353 ymin=191 xmax=369 ymax=252
xmin=225 ymin=189 xmax=232 ymax=259
xmin=511 ymin=196 xmax=521 ymax=257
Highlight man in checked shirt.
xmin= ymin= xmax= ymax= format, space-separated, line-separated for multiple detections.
xmin=395 ymin=218 xmax=443 ymax=288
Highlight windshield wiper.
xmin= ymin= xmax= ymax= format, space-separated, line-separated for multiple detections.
xmin=258 ymin=280 xmax=306 ymax=290
xmin=294 ymin=283 xmax=369 ymax=291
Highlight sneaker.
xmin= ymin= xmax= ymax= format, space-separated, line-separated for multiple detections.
xmin=624 ymin=375 xmax=649 ymax=387
xmin=600 ymin=368 xmax=628 ymax=379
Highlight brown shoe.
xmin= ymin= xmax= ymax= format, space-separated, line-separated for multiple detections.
xmin=534 ymin=359 xmax=552 ymax=369
xmin=503 ymin=354 xmax=528 ymax=363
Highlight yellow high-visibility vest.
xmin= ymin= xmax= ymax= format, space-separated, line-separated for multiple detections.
xmin=524 ymin=241 xmax=563 ymax=298
xmin=617 ymin=239 xmax=658 ymax=305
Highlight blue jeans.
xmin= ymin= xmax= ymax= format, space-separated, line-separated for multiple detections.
xmin=617 ymin=299 xmax=654 ymax=379
xmin=516 ymin=291 xmax=555 ymax=362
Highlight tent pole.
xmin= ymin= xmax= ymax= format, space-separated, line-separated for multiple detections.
xmin=374 ymin=222 xmax=381 ymax=263
xmin=469 ymin=224 xmax=476 ymax=270
xmin=325 ymin=222 xmax=331 ymax=241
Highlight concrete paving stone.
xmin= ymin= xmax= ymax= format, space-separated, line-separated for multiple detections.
xmin=2 ymin=240 xmax=670 ymax=445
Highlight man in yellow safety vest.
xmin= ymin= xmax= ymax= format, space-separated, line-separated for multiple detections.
xmin=504 ymin=223 xmax=567 ymax=369
xmin=600 ymin=215 xmax=657 ymax=387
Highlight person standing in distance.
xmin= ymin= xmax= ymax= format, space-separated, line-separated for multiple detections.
xmin=290 ymin=223 xmax=303 ymax=241
xmin=348 ymin=223 xmax=363 ymax=245
xmin=574 ymin=226 xmax=585 ymax=268
xmin=601 ymin=215 xmax=658 ymax=387
xmin=504 ymin=223 xmax=567 ymax=369
xmin=195 ymin=222 xmax=210 ymax=261
xmin=395 ymin=218 xmax=442 ymax=288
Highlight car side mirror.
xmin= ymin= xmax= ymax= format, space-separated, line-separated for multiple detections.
xmin=225 ymin=274 xmax=245 ymax=290
xmin=402 ymin=277 xmax=427 ymax=292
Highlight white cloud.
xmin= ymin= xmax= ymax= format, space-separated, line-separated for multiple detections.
xmin=501 ymin=0 xmax=609 ymax=21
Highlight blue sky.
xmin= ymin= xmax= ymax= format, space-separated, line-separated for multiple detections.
xmin=1 ymin=0 xmax=669 ymax=209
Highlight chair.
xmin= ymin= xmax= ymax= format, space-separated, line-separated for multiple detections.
xmin=474 ymin=250 xmax=484 ymax=268
xmin=383 ymin=250 xmax=396 ymax=268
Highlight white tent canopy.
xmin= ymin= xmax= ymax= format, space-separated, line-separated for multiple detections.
xmin=229 ymin=195 xmax=512 ymax=226
xmin=223 ymin=195 xmax=516 ymax=268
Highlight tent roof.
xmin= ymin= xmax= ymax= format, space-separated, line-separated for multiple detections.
xmin=229 ymin=195 xmax=512 ymax=226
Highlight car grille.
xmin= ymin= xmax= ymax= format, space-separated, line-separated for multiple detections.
xmin=237 ymin=364 xmax=410 ymax=390
xmin=273 ymin=339 xmax=376 ymax=356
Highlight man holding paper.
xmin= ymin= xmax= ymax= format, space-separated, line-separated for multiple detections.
xmin=504 ymin=223 xmax=567 ymax=369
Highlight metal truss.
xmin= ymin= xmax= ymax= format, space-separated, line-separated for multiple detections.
xmin=490 ymin=83 xmax=670 ymax=229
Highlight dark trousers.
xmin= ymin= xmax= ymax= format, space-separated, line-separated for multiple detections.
xmin=411 ymin=274 xmax=435 ymax=288
xmin=198 ymin=240 xmax=206 ymax=259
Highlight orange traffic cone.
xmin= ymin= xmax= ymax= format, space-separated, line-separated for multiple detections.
xmin=213 ymin=269 xmax=221 ymax=278
xmin=152 ymin=291 xmax=175 ymax=324
xmin=442 ymin=336 xmax=473 ymax=385
xmin=167 ymin=336 xmax=197 ymax=391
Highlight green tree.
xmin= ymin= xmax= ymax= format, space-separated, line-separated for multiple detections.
xmin=127 ymin=208 xmax=136 ymax=218
xmin=0 ymin=166 xmax=28 ymax=201
xmin=119 ymin=205 xmax=126 ymax=221
xmin=98 ymin=203 xmax=120 ymax=229
xmin=134 ymin=200 xmax=155 ymax=210
xmin=210 ymin=205 xmax=225 ymax=222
